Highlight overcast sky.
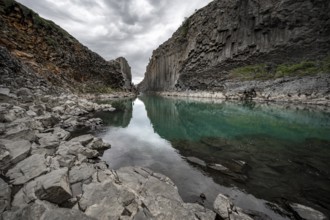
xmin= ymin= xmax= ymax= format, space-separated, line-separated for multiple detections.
xmin=16 ymin=0 xmax=213 ymax=84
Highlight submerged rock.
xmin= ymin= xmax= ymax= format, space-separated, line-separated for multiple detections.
xmin=289 ymin=203 xmax=326 ymax=220
xmin=186 ymin=156 xmax=207 ymax=167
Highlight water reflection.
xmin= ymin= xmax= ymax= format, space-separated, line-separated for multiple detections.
xmin=99 ymin=95 xmax=330 ymax=219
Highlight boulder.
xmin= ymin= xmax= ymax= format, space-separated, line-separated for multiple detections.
xmin=86 ymin=137 xmax=111 ymax=151
xmin=53 ymin=127 xmax=70 ymax=140
xmin=2 ymin=199 xmax=93 ymax=220
xmin=12 ymin=168 xmax=72 ymax=206
xmin=213 ymin=193 xmax=253 ymax=220
xmin=3 ymin=125 xmax=36 ymax=142
xmin=35 ymin=114 xmax=60 ymax=128
xmin=57 ymin=142 xmax=98 ymax=159
xmin=69 ymin=134 xmax=94 ymax=146
xmin=6 ymin=154 xmax=48 ymax=185
xmin=79 ymin=179 xmax=137 ymax=219
xmin=117 ymin=167 xmax=216 ymax=220
xmin=0 ymin=139 xmax=31 ymax=171
xmin=34 ymin=168 xmax=72 ymax=204
xmin=69 ymin=163 xmax=96 ymax=184
xmin=0 ymin=178 xmax=11 ymax=213
xmin=2 ymin=200 xmax=56 ymax=220
xmin=56 ymin=154 xmax=76 ymax=168
xmin=38 ymin=133 xmax=60 ymax=149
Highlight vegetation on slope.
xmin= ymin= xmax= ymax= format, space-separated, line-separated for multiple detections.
xmin=229 ymin=56 xmax=330 ymax=80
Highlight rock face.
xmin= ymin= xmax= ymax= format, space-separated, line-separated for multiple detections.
xmin=139 ymin=0 xmax=330 ymax=103
xmin=0 ymin=0 xmax=131 ymax=92
xmin=109 ymin=57 xmax=133 ymax=90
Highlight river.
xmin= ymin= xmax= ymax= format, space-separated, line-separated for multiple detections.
xmin=95 ymin=95 xmax=330 ymax=219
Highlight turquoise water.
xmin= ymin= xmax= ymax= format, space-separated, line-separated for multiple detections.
xmin=97 ymin=95 xmax=330 ymax=219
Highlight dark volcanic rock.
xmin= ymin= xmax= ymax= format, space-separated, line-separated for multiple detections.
xmin=139 ymin=0 xmax=330 ymax=104
xmin=0 ymin=1 xmax=132 ymax=92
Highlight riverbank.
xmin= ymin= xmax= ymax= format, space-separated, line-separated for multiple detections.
xmin=152 ymin=74 xmax=330 ymax=106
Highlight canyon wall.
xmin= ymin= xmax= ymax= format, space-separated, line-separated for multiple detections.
xmin=139 ymin=0 xmax=330 ymax=100
xmin=0 ymin=0 xmax=131 ymax=93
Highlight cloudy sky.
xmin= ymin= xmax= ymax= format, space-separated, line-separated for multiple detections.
xmin=16 ymin=0 xmax=213 ymax=84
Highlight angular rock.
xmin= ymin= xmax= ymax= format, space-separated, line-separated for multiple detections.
xmin=35 ymin=114 xmax=59 ymax=128
xmin=69 ymin=134 xmax=94 ymax=146
xmin=186 ymin=156 xmax=207 ymax=167
xmin=42 ymin=208 xmax=95 ymax=220
xmin=184 ymin=203 xmax=216 ymax=220
xmin=69 ymin=163 xmax=96 ymax=184
xmin=2 ymin=200 xmax=57 ymax=220
xmin=214 ymin=193 xmax=253 ymax=220
xmin=0 ymin=139 xmax=31 ymax=171
xmin=35 ymin=168 xmax=72 ymax=204
xmin=289 ymin=203 xmax=326 ymax=220
xmin=38 ymin=133 xmax=60 ymax=149
xmin=12 ymin=168 xmax=72 ymax=206
xmin=86 ymin=137 xmax=111 ymax=151
xmin=213 ymin=193 xmax=232 ymax=219
xmin=57 ymin=142 xmax=98 ymax=159
xmin=2 ymin=199 xmax=93 ymax=220
xmin=53 ymin=127 xmax=70 ymax=141
xmin=79 ymin=179 xmax=136 ymax=219
xmin=0 ymin=178 xmax=11 ymax=213
xmin=56 ymin=154 xmax=76 ymax=168
xmin=6 ymin=154 xmax=48 ymax=185
xmin=3 ymin=126 xmax=36 ymax=142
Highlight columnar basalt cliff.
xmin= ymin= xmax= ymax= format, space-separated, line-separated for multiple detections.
xmin=139 ymin=0 xmax=330 ymax=104
xmin=0 ymin=0 xmax=132 ymax=92
xmin=108 ymin=57 xmax=133 ymax=90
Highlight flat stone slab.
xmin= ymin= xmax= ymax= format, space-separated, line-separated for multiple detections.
xmin=0 ymin=139 xmax=31 ymax=170
xmin=69 ymin=163 xmax=96 ymax=184
xmin=6 ymin=154 xmax=48 ymax=185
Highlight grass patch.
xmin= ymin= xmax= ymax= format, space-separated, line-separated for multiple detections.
xmin=275 ymin=61 xmax=318 ymax=78
xmin=229 ymin=64 xmax=270 ymax=80
xmin=179 ymin=17 xmax=190 ymax=39
xmin=79 ymin=84 xmax=114 ymax=94
xmin=229 ymin=56 xmax=330 ymax=81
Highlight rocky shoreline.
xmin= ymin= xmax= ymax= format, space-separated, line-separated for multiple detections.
xmin=152 ymin=73 xmax=330 ymax=107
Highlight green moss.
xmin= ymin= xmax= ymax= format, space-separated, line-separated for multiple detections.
xmin=275 ymin=61 xmax=319 ymax=78
xmin=229 ymin=64 xmax=270 ymax=80
xmin=230 ymin=57 xmax=330 ymax=81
